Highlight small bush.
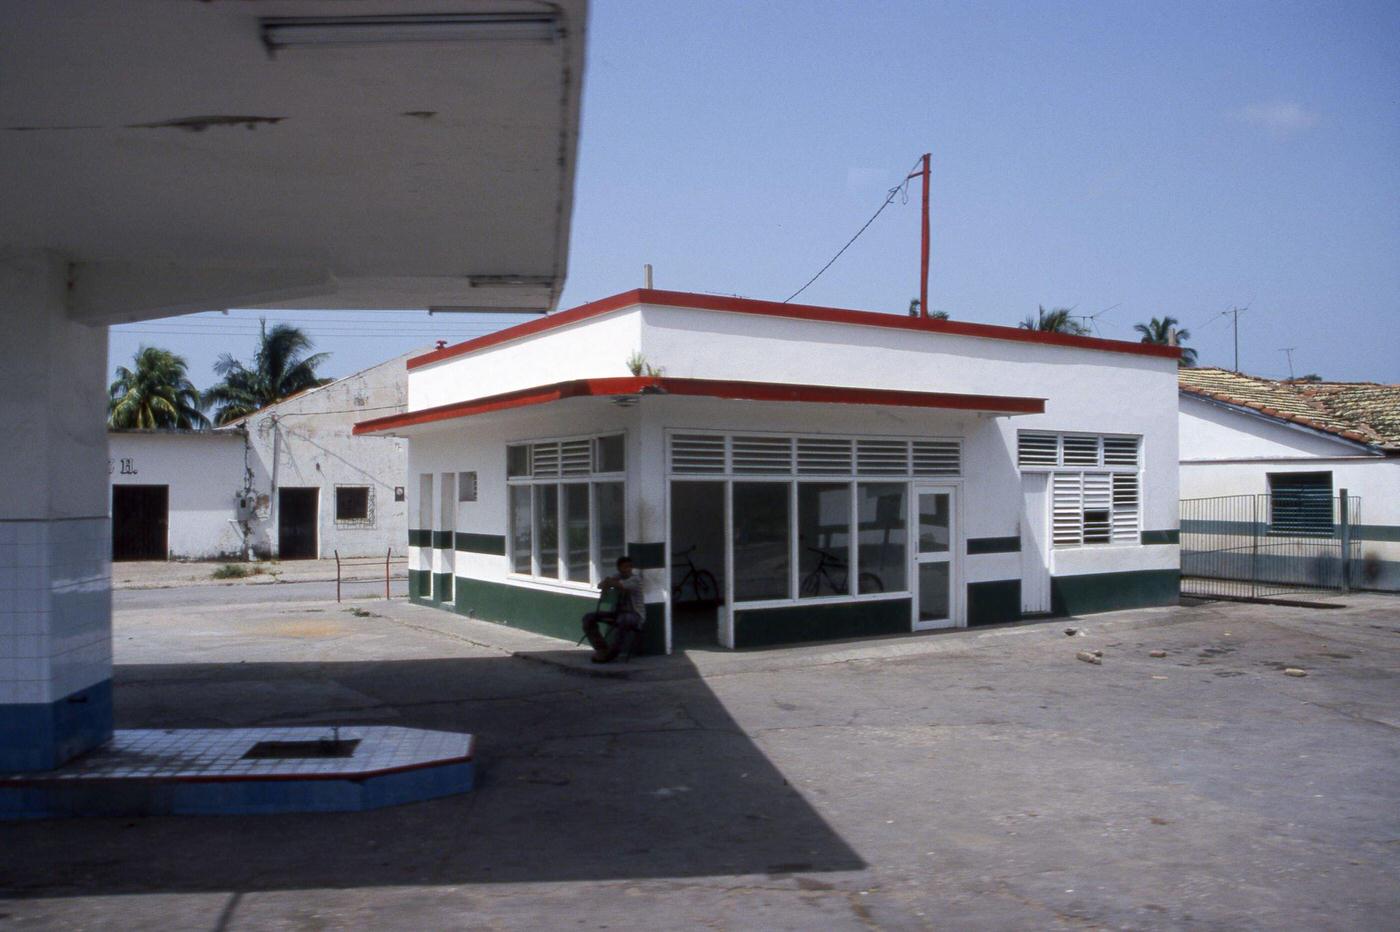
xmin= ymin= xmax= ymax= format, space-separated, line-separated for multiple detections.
xmin=211 ymin=564 xmax=251 ymax=579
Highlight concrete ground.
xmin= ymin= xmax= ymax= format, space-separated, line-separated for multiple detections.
xmin=2 ymin=589 xmax=1398 ymax=930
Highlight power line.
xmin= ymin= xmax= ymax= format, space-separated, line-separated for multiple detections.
xmin=783 ymin=156 xmax=924 ymax=304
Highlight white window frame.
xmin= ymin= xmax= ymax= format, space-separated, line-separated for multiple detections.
xmin=1017 ymin=431 xmax=1143 ymax=550
xmin=506 ymin=431 xmax=626 ymax=590
xmin=666 ymin=429 xmax=947 ymax=613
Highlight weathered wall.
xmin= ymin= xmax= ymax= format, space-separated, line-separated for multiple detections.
xmin=107 ymin=431 xmax=248 ymax=560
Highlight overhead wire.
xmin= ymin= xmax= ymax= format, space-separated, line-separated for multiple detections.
xmin=782 ymin=156 xmax=925 ymax=304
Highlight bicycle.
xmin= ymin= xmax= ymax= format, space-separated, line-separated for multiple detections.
xmin=671 ymin=544 xmax=720 ymax=604
xmin=800 ymin=546 xmax=883 ymax=597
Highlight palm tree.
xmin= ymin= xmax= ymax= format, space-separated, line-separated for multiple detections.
xmin=204 ymin=320 xmax=332 ymax=425
xmin=908 ymin=299 xmax=950 ymax=320
xmin=108 ymin=346 xmax=209 ymax=430
xmin=1134 ymin=315 xmax=1198 ymax=367
xmin=1020 ymin=306 xmax=1088 ymax=335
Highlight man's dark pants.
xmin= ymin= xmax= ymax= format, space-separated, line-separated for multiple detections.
xmin=582 ymin=611 xmax=643 ymax=658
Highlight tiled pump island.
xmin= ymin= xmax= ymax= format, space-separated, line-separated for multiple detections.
xmin=357 ymin=290 xmax=1183 ymax=653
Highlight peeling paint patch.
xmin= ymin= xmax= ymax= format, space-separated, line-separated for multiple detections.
xmin=402 ymin=110 xmax=438 ymax=120
xmin=125 ymin=115 xmax=286 ymax=133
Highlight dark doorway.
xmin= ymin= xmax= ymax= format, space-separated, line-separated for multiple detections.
xmin=278 ymin=487 xmax=319 ymax=560
xmin=111 ymin=484 xmax=169 ymax=561
xmin=670 ymin=481 xmax=726 ymax=649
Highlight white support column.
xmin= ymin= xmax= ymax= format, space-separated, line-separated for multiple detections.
xmin=0 ymin=251 xmax=113 ymax=771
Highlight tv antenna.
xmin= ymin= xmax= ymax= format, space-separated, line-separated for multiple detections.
xmin=1068 ymin=303 xmax=1119 ymax=337
xmin=1279 ymin=347 xmax=1297 ymax=380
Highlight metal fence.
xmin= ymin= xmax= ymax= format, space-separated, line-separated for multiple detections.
xmin=1180 ymin=492 xmax=1361 ymax=599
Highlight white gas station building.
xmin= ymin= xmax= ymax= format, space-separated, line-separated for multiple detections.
xmin=357 ymin=290 xmax=1183 ymax=655
xmin=0 ymin=0 xmax=586 ymax=792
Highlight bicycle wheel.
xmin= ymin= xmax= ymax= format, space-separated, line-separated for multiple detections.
xmin=799 ymin=571 xmax=819 ymax=597
xmin=694 ymin=570 xmax=719 ymax=603
xmin=857 ymin=572 xmax=884 ymax=594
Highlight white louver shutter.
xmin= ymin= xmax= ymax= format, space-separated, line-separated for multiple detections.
xmin=1082 ymin=474 xmax=1112 ymax=543
xmin=731 ymin=436 xmax=793 ymax=474
xmin=669 ymin=435 xmax=726 ymax=474
xmin=1018 ymin=432 xmax=1058 ymax=466
xmin=1052 ymin=473 xmax=1082 ymax=546
xmin=559 ymin=439 xmax=592 ymax=476
xmin=796 ymin=437 xmax=854 ymax=475
xmin=857 ymin=439 xmax=908 ymax=475
xmin=912 ymin=440 xmax=960 ymax=476
xmin=1103 ymin=436 xmax=1139 ymax=466
xmin=1062 ymin=435 xmax=1100 ymax=466
xmin=531 ymin=441 xmax=560 ymax=477
xmin=1112 ymin=474 xmax=1140 ymax=542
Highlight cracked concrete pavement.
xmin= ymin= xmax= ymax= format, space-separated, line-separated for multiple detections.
xmin=1 ymin=586 xmax=1398 ymax=929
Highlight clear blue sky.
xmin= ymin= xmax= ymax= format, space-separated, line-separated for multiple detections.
xmin=111 ymin=0 xmax=1399 ymax=385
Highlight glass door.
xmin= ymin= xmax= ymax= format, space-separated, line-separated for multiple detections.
xmin=915 ymin=486 xmax=957 ymax=630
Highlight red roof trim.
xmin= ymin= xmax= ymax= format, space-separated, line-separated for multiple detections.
xmin=406 ymin=289 xmax=1182 ymax=370
xmin=355 ymin=377 xmax=1045 ymax=434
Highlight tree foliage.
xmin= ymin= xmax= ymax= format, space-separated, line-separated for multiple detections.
xmin=1020 ymin=306 xmax=1088 ymax=335
xmin=108 ymin=346 xmax=209 ymax=430
xmin=204 ymin=320 xmax=332 ymax=425
xmin=1133 ymin=315 xmax=1198 ymax=367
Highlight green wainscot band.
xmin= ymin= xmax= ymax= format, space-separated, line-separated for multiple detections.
xmin=1050 ymin=569 xmax=1179 ymax=616
xmin=451 ymin=576 xmax=665 ymax=655
xmin=732 ymin=598 xmax=911 ymax=649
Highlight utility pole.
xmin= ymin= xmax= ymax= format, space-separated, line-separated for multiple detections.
xmin=1280 ymin=347 xmax=1297 ymax=380
xmin=907 ymin=153 xmax=931 ymax=320
xmin=1225 ymin=306 xmax=1249 ymax=372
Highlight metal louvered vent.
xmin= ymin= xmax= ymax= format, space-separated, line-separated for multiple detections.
xmin=1082 ymin=474 xmax=1112 ymax=543
xmin=1103 ymin=436 xmax=1139 ymax=466
xmin=669 ymin=435 xmax=726 ymax=474
xmin=1052 ymin=473 xmax=1083 ymax=546
xmin=559 ymin=439 xmax=592 ymax=476
xmin=731 ymin=436 xmax=793 ymax=474
xmin=531 ymin=441 xmax=560 ymax=477
xmin=796 ymin=437 xmax=854 ymax=474
xmin=912 ymin=440 xmax=960 ymax=476
xmin=1062 ymin=435 xmax=1100 ymax=466
xmin=1112 ymin=474 xmax=1139 ymax=541
xmin=1018 ymin=432 xmax=1058 ymax=466
xmin=856 ymin=439 xmax=909 ymax=475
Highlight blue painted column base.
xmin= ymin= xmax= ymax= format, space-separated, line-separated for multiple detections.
xmin=0 ymin=680 xmax=113 ymax=773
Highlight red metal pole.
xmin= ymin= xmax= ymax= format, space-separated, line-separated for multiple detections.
xmin=919 ymin=152 xmax=930 ymax=320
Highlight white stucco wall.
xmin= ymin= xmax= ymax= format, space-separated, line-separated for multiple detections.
xmin=1178 ymin=392 xmax=1400 ymax=589
xmin=236 ymin=354 xmax=414 ymax=559
xmin=107 ymin=431 xmax=247 ymax=560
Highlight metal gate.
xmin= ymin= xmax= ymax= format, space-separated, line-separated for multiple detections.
xmin=1180 ymin=492 xmax=1360 ymax=599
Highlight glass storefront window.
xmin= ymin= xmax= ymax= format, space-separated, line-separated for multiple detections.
xmin=798 ymin=483 xmax=851 ymax=597
xmin=732 ymin=482 xmax=791 ymax=601
xmin=564 ymin=484 xmax=590 ymax=582
xmin=857 ymin=482 xmax=907 ymax=593
xmin=509 ymin=485 xmax=532 ymax=575
xmin=595 ymin=482 xmax=625 ymax=575
xmin=535 ymin=484 xmax=559 ymax=578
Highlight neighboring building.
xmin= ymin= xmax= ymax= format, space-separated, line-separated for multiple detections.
xmin=107 ymin=353 xmax=416 ymax=561
xmin=356 ymin=289 xmax=1182 ymax=653
xmin=1179 ymin=368 xmax=1400 ymax=591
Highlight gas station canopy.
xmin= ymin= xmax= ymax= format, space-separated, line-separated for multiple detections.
xmin=0 ymin=1 xmax=588 ymax=322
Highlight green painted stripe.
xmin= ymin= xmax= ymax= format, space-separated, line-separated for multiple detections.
xmin=627 ymin=542 xmax=666 ymax=569
xmin=456 ymin=532 xmax=506 ymax=555
xmin=1353 ymin=524 xmax=1400 ymax=543
xmin=967 ymin=580 xmax=1021 ymax=626
xmin=432 ymin=572 xmax=454 ymax=603
xmin=431 ymin=531 xmax=453 ymax=550
xmin=967 ymin=536 xmax=1020 ymax=555
xmin=1140 ymin=529 xmax=1179 ymax=545
xmin=408 ymin=529 xmax=431 ymax=548
xmin=732 ymin=598 xmax=911 ymax=649
xmin=450 ymin=576 xmax=663 ymax=655
xmin=1051 ymin=569 xmax=1178 ymax=616
xmin=408 ymin=569 xmax=431 ymax=600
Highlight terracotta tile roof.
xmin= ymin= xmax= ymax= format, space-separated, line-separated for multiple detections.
xmin=1179 ymin=368 xmax=1400 ymax=452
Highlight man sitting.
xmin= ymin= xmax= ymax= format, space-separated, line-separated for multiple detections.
xmin=582 ymin=555 xmax=643 ymax=663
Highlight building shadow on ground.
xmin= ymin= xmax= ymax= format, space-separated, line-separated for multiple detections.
xmin=0 ymin=652 xmax=864 ymax=898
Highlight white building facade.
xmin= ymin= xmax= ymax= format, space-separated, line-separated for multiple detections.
xmin=106 ymin=353 xmax=414 ymax=563
xmin=1179 ymin=370 xmax=1400 ymax=592
xmin=358 ymin=290 xmax=1182 ymax=653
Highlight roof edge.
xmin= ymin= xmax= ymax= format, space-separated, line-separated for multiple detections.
xmin=356 ymin=376 xmax=1046 ymax=435
xmin=1179 ymin=385 xmax=1389 ymax=452
xmin=406 ymin=289 xmax=1183 ymax=370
